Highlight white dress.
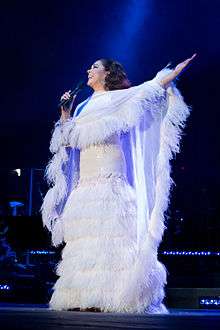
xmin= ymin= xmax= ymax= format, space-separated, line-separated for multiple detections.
xmin=49 ymin=136 xmax=167 ymax=313
xmin=41 ymin=69 xmax=190 ymax=313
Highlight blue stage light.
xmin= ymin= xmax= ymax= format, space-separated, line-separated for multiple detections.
xmin=0 ymin=284 xmax=11 ymax=290
xmin=102 ymin=0 xmax=151 ymax=70
xmin=29 ymin=250 xmax=55 ymax=255
xmin=200 ymin=297 xmax=220 ymax=306
xmin=160 ymin=250 xmax=220 ymax=256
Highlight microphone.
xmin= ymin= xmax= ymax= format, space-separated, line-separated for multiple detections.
xmin=58 ymin=80 xmax=85 ymax=109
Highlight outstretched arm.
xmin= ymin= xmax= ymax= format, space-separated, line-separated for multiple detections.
xmin=159 ymin=53 xmax=197 ymax=89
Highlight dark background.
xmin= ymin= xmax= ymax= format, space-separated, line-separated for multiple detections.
xmin=0 ymin=0 xmax=220 ymax=249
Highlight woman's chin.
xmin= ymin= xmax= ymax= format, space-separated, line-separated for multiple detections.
xmin=87 ymin=80 xmax=93 ymax=88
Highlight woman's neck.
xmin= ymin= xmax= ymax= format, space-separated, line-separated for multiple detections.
xmin=93 ymin=87 xmax=106 ymax=92
xmin=92 ymin=82 xmax=108 ymax=92
xmin=93 ymin=90 xmax=106 ymax=93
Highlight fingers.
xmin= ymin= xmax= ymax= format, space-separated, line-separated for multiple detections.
xmin=60 ymin=90 xmax=71 ymax=101
xmin=190 ymin=53 xmax=197 ymax=60
xmin=186 ymin=53 xmax=197 ymax=63
xmin=180 ymin=53 xmax=197 ymax=69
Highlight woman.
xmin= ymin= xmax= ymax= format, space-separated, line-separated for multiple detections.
xmin=41 ymin=54 xmax=196 ymax=313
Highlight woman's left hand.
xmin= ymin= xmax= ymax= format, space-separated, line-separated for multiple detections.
xmin=174 ymin=53 xmax=197 ymax=76
xmin=160 ymin=53 xmax=197 ymax=88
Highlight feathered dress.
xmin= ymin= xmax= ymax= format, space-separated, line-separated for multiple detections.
xmin=41 ymin=68 xmax=190 ymax=313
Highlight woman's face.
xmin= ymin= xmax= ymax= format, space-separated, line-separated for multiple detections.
xmin=87 ymin=60 xmax=108 ymax=90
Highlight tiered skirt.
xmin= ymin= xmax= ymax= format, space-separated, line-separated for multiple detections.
xmin=49 ymin=174 xmax=168 ymax=313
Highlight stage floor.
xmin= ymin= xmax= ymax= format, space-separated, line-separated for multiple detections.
xmin=0 ymin=304 xmax=220 ymax=329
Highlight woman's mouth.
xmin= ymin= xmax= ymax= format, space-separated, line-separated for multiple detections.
xmin=88 ymin=74 xmax=93 ymax=79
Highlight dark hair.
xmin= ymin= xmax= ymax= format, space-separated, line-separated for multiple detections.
xmin=99 ymin=58 xmax=131 ymax=91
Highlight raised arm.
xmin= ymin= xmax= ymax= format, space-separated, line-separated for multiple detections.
xmin=159 ymin=53 xmax=197 ymax=89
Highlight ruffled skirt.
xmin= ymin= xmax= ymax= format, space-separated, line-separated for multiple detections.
xmin=49 ymin=173 xmax=168 ymax=313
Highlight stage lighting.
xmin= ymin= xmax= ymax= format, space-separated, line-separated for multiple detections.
xmin=200 ymin=297 xmax=220 ymax=308
xmin=161 ymin=250 xmax=214 ymax=256
xmin=0 ymin=284 xmax=11 ymax=290
xmin=13 ymin=169 xmax=21 ymax=176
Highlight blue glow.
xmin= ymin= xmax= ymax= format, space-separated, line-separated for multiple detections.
xmin=161 ymin=250 xmax=217 ymax=256
xmin=0 ymin=284 xmax=11 ymax=290
xmin=200 ymin=298 xmax=220 ymax=306
xmin=29 ymin=250 xmax=55 ymax=255
xmin=103 ymin=0 xmax=152 ymax=69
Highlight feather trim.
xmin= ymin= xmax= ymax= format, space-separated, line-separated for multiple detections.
xmin=41 ymin=146 xmax=69 ymax=241
xmin=69 ymin=101 xmax=144 ymax=149
xmin=148 ymin=86 xmax=191 ymax=245
xmin=68 ymin=81 xmax=166 ymax=150
xmin=44 ymin=120 xmax=76 ymax=243
xmin=49 ymin=119 xmax=74 ymax=154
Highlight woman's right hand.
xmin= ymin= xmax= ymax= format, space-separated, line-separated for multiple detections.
xmin=60 ymin=90 xmax=76 ymax=113
xmin=60 ymin=90 xmax=76 ymax=122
